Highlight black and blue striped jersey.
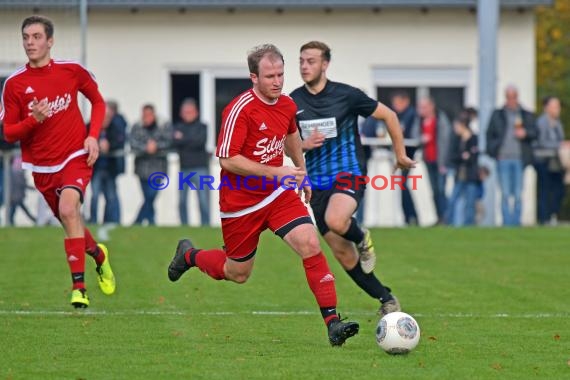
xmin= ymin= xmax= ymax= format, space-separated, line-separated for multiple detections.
xmin=290 ymin=80 xmax=377 ymax=184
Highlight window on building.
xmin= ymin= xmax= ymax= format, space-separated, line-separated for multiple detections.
xmin=373 ymin=67 xmax=471 ymax=121
xmin=170 ymin=73 xmax=200 ymax=123
xmin=214 ymin=78 xmax=251 ymax=140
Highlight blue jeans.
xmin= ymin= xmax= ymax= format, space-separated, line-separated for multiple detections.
xmin=134 ymin=177 xmax=160 ymax=225
xmin=497 ymin=159 xmax=523 ymax=226
xmin=446 ymin=180 xmax=479 ymax=226
xmin=425 ymin=162 xmax=448 ymax=221
xmin=401 ymin=169 xmax=418 ymax=225
xmin=89 ymin=169 xmax=121 ymax=224
xmin=179 ymin=167 xmax=210 ymax=226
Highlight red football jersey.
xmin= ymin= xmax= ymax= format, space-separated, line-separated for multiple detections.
xmin=216 ymin=89 xmax=298 ymax=213
xmin=1 ymin=59 xmax=105 ymax=173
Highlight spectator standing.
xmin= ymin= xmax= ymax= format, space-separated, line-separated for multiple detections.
xmin=172 ymin=98 xmax=210 ymax=226
xmin=130 ymin=104 xmax=171 ymax=226
xmin=486 ymin=85 xmax=537 ymax=226
xmin=89 ymin=101 xmax=127 ymax=226
xmin=534 ymin=96 xmax=565 ymax=225
xmin=390 ymin=91 xmax=420 ymax=226
xmin=417 ymin=97 xmax=452 ymax=224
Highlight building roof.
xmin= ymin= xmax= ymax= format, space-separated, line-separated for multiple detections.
xmin=0 ymin=0 xmax=553 ymax=9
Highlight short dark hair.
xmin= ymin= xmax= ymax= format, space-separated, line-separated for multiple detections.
xmin=106 ymin=100 xmax=119 ymax=114
xmin=390 ymin=90 xmax=410 ymax=101
xmin=142 ymin=104 xmax=155 ymax=112
xmin=300 ymin=41 xmax=331 ymax=62
xmin=542 ymin=95 xmax=560 ymax=108
xmin=247 ymin=44 xmax=284 ymax=76
xmin=454 ymin=113 xmax=472 ymax=130
xmin=21 ymin=15 xmax=54 ymax=39
xmin=180 ymin=98 xmax=197 ymax=109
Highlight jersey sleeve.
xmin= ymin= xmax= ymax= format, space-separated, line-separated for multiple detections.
xmin=288 ymin=102 xmax=298 ymax=134
xmin=77 ymin=65 xmax=105 ymax=139
xmin=349 ymin=86 xmax=378 ymax=118
xmin=216 ymin=106 xmax=248 ymax=158
xmin=1 ymin=79 xmax=40 ymax=143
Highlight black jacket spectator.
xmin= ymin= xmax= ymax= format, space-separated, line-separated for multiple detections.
xmin=486 ymin=107 xmax=537 ymax=166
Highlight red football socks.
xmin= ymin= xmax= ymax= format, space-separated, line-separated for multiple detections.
xmin=303 ymin=252 xmax=338 ymax=325
xmin=84 ymin=228 xmax=105 ymax=266
xmin=189 ymin=249 xmax=226 ymax=280
xmin=85 ymin=228 xmax=105 ymax=266
xmin=64 ymin=238 xmax=86 ymax=290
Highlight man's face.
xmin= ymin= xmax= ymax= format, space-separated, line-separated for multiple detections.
xmin=546 ymin=98 xmax=561 ymax=119
xmin=180 ymin=103 xmax=198 ymax=123
xmin=391 ymin=95 xmax=410 ymax=114
xmin=22 ymin=23 xmax=52 ymax=64
xmin=251 ymin=55 xmax=284 ymax=102
xmin=505 ymin=89 xmax=519 ymax=110
xmin=418 ymin=99 xmax=434 ymax=118
xmin=142 ymin=108 xmax=156 ymax=127
xmin=299 ymin=48 xmax=328 ymax=86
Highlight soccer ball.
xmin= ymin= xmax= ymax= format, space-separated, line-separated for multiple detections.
xmin=376 ymin=312 xmax=420 ymax=354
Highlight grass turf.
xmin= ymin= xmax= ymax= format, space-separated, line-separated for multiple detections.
xmin=0 ymin=227 xmax=569 ymax=379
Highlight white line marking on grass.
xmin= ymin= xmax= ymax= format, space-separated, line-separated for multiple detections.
xmin=0 ymin=310 xmax=568 ymax=318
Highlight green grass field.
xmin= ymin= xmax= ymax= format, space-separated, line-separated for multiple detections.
xmin=0 ymin=227 xmax=569 ymax=379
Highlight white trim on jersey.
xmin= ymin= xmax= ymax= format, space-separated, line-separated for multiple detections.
xmin=22 ymin=149 xmax=87 ymax=173
xmin=0 ymin=65 xmax=27 ymax=120
xmin=220 ymin=186 xmax=286 ymax=218
xmin=252 ymin=88 xmax=278 ymax=106
xmin=218 ymin=91 xmax=253 ymax=157
xmin=53 ymin=59 xmax=97 ymax=81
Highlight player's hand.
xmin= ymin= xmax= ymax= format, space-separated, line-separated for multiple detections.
xmin=146 ymin=139 xmax=158 ymax=154
xmin=302 ymin=129 xmax=326 ymax=150
xmin=514 ymin=127 xmax=526 ymax=139
xmin=99 ymin=138 xmax=110 ymax=153
xmin=275 ymin=166 xmax=306 ymax=188
xmin=393 ymin=155 xmax=416 ymax=173
xmin=84 ymin=136 xmax=99 ymax=167
xmin=31 ymin=97 xmax=50 ymax=123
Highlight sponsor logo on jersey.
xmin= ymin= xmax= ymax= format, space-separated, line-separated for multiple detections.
xmin=299 ymin=117 xmax=337 ymax=139
xmin=253 ymin=135 xmax=287 ymax=164
xmin=25 ymin=86 xmax=35 ymax=94
xmin=259 ymin=122 xmax=268 ymax=131
xmin=27 ymin=93 xmax=72 ymax=119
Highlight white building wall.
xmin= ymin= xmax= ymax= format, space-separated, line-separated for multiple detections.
xmin=0 ymin=7 xmax=538 ymax=227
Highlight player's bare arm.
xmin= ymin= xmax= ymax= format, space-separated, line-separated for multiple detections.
xmin=220 ymin=155 xmax=306 ymax=185
xmin=371 ymin=102 xmax=416 ymax=171
xmin=285 ymin=131 xmax=312 ymax=203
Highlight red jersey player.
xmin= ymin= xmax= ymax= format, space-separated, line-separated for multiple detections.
xmin=0 ymin=16 xmax=116 ymax=308
xmin=168 ymin=44 xmax=359 ymax=346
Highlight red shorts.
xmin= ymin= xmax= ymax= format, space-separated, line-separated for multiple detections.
xmin=221 ymin=190 xmax=314 ymax=261
xmin=32 ymin=156 xmax=92 ymax=219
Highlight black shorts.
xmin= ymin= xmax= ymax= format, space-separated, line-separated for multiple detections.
xmin=310 ymin=174 xmax=365 ymax=235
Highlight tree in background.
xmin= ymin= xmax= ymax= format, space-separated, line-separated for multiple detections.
xmin=536 ymin=0 xmax=570 ymax=220
xmin=536 ymin=0 xmax=570 ymax=132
